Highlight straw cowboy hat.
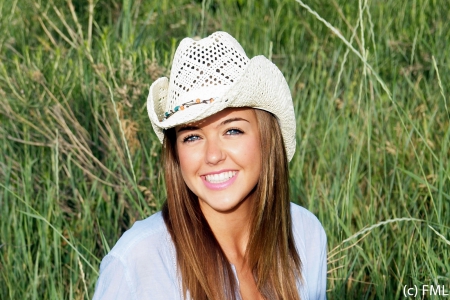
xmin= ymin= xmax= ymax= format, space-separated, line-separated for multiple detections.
xmin=147 ymin=31 xmax=296 ymax=161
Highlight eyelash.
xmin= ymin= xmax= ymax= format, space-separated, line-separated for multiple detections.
xmin=182 ymin=128 xmax=244 ymax=143
xmin=182 ymin=134 xmax=200 ymax=143
xmin=225 ymin=128 xmax=243 ymax=135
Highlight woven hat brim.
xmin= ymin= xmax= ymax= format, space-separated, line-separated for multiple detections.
xmin=147 ymin=55 xmax=296 ymax=161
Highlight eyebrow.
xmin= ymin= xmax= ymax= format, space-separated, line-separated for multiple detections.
xmin=176 ymin=117 xmax=249 ymax=133
xmin=176 ymin=125 xmax=199 ymax=133
xmin=219 ymin=117 xmax=249 ymax=127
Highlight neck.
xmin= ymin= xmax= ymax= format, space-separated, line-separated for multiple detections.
xmin=200 ymin=197 xmax=253 ymax=265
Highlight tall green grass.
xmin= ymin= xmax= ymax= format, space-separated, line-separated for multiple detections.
xmin=1 ymin=0 xmax=448 ymax=299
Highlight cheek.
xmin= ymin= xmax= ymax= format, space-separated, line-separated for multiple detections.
xmin=233 ymin=137 xmax=261 ymax=170
xmin=177 ymin=150 xmax=190 ymax=177
xmin=250 ymin=142 xmax=262 ymax=171
xmin=177 ymin=147 xmax=200 ymax=181
xmin=249 ymin=138 xmax=262 ymax=173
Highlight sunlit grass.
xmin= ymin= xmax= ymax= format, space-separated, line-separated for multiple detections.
xmin=1 ymin=0 xmax=449 ymax=299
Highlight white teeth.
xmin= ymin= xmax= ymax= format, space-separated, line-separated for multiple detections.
xmin=205 ymin=171 xmax=237 ymax=183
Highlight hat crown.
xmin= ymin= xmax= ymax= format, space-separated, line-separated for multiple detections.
xmin=164 ymin=32 xmax=250 ymax=115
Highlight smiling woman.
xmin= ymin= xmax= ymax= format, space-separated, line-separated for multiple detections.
xmin=93 ymin=32 xmax=327 ymax=300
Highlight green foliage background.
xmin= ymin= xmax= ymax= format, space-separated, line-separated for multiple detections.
xmin=0 ymin=0 xmax=449 ymax=299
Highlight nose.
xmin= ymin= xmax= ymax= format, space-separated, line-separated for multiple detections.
xmin=204 ymin=137 xmax=225 ymax=165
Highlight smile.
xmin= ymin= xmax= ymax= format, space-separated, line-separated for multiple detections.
xmin=201 ymin=170 xmax=239 ymax=190
xmin=204 ymin=171 xmax=237 ymax=183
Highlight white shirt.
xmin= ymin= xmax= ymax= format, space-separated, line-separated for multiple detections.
xmin=93 ymin=203 xmax=327 ymax=300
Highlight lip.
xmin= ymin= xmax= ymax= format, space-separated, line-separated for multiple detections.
xmin=201 ymin=170 xmax=239 ymax=190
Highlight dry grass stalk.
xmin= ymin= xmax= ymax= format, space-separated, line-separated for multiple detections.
xmin=145 ymin=59 xmax=166 ymax=81
xmin=121 ymin=119 xmax=140 ymax=155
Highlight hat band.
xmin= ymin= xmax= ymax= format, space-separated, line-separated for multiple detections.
xmin=162 ymin=98 xmax=215 ymax=121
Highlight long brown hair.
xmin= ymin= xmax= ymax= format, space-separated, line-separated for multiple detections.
xmin=162 ymin=109 xmax=302 ymax=300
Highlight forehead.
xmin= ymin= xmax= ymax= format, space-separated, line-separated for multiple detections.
xmin=176 ymin=107 xmax=256 ymax=130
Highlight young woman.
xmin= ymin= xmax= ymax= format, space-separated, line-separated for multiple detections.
xmin=93 ymin=31 xmax=327 ymax=300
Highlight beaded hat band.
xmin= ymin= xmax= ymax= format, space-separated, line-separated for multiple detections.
xmin=162 ymin=98 xmax=214 ymax=121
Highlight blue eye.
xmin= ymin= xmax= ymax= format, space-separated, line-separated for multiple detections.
xmin=183 ymin=135 xmax=200 ymax=143
xmin=226 ymin=128 xmax=243 ymax=135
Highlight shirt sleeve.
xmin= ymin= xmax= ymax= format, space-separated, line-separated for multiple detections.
xmin=93 ymin=254 xmax=136 ymax=300
xmin=315 ymin=225 xmax=327 ymax=300
xmin=306 ymin=215 xmax=327 ymax=300
xmin=291 ymin=203 xmax=328 ymax=300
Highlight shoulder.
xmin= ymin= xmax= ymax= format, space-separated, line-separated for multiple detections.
xmin=289 ymin=202 xmax=327 ymax=265
xmin=107 ymin=211 xmax=170 ymax=258
xmin=290 ymin=202 xmax=327 ymax=253
xmin=103 ymin=211 xmax=176 ymax=279
xmin=290 ymin=202 xmax=327 ymax=300
xmin=290 ymin=202 xmax=326 ymax=240
xmin=94 ymin=211 xmax=180 ymax=300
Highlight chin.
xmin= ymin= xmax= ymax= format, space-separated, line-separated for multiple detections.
xmin=200 ymin=197 xmax=245 ymax=214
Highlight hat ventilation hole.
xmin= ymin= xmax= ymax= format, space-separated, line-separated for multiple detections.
xmin=164 ymin=32 xmax=251 ymax=116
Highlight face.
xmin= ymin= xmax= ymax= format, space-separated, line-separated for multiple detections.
xmin=175 ymin=108 xmax=262 ymax=215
